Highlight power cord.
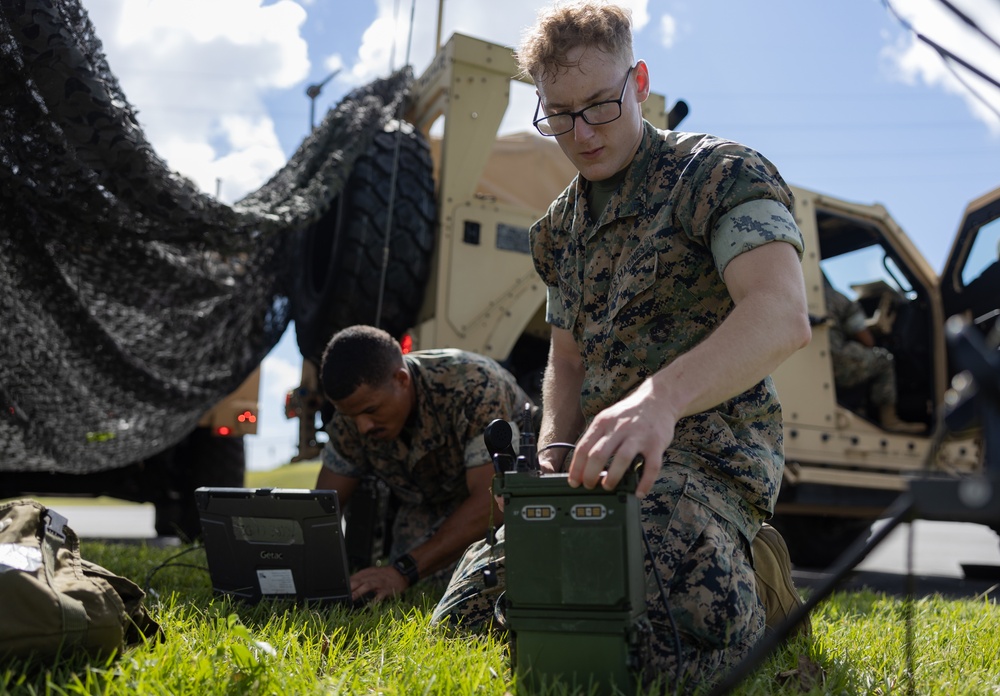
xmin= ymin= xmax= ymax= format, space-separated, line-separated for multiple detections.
xmin=641 ymin=522 xmax=684 ymax=696
xmin=537 ymin=442 xmax=576 ymax=471
xmin=143 ymin=543 xmax=209 ymax=597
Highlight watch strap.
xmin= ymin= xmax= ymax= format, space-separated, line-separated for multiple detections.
xmin=391 ymin=553 xmax=419 ymax=585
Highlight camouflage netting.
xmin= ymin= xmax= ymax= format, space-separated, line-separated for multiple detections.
xmin=0 ymin=0 xmax=413 ymax=473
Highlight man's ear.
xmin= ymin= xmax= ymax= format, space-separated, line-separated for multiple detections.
xmin=392 ymin=365 xmax=411 ymax=389
xmin=633 ymin=60 xmax=650 ymax=103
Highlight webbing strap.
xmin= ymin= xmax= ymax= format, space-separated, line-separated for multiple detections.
xmin=41 ymin=510 xmax=90 ymax=645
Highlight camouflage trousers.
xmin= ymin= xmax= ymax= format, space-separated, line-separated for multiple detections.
xmin=832 ymin=341 xmax=896 ymax=407
xmin=430 ymin=466 xmax=765 ymax=692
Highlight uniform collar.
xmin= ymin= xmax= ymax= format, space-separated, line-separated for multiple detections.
xmin=576 ymin=120 xmax=658 ymax=241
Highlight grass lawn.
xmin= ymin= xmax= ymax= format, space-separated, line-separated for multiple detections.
xmin=6 ymin=464 xmax=1000 ymax=694
xmin=3 ymin=543 xmax=999 ymax=695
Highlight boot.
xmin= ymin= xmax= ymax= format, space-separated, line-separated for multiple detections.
xmin=753 ymin=523 xmax=811 ymax=639
xmin=879 ymin=404 xmax=925 ymax=434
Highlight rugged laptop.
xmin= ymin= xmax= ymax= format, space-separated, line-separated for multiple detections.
xmin=194 ymin=487 xmax=351 ymax=605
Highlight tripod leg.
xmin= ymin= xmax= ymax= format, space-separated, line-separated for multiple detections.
xmin=708 ymin=492 xmax=915 ymax=696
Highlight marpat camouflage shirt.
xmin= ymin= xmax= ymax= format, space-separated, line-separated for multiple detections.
xmin=822 ymin=279 xmax=868 ymax=353
xmin=530 ymin=121 xmax=804 ymax=521
xmin=321 ymin=350 xmax=531 ymax=514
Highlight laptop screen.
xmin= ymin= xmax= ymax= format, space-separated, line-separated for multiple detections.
xmin=195 ymin=487 xmax=352 ymax=605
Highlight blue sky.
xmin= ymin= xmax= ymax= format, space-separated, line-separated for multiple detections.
xmin=80 ymin=0 xmax=1000 ymax=471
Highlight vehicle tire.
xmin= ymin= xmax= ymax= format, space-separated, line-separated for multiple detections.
xmin=342 ymin=476 xmax=399 ymax=573
xmin=152 ymin=427 xmax=246 ymax=540
xmin=768 ymin=514 xmax=873 ymax=570
xmin=292 ymin=120 xmax=436 ymax=364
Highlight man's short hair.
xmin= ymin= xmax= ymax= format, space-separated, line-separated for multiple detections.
xmin=320 ymin=325 xmax=403 ymax=401
xmin=517 ymin=1 xmax=634 ymax=83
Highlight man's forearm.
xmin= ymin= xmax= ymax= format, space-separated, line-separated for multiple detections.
xmin=647 ymin=243 xmax=812 ymax=421
xmin=538 ymin=328 xmax=586 ymax=470
xmin=407 ymin=493 xmax=496 ymax=579
xmin=405 ymin=463 xmax=497 ymax=580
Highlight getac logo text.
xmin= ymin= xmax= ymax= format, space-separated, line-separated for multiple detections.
xmin=260 ymin=551 xmax=283 ymax=561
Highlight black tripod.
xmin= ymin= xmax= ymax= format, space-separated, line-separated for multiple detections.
xmin=710 ymin=316 xmax=1000 ymax=695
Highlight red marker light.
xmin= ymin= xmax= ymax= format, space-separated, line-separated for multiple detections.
xmin=217 ymin=426 xmax=232 ymax=436
xmin=400 ymin=334 xmax=413 ymax=354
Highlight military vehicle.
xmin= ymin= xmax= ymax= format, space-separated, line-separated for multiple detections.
xmin=288 ymin=32 xmax=999 ymax=567
xmin=2 ymin=4 xmax=995 ymax=562
xmin=2 ymin=370 xmax=260 ymax=539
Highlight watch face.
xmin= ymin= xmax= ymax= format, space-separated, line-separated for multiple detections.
xmin=393 ymin=555 xmax=418 ymax=582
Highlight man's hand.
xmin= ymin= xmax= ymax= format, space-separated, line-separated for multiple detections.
xmin=567 ymin=377 xmax=677 ymax=498
xmin=566 ymin=242 xmax=810 ymax=500
xmin=349 ymin=565 xmax=409 ymax=603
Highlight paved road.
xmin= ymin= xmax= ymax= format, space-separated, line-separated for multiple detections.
xmin=795 ymin=518 xmax=1000 ymax=602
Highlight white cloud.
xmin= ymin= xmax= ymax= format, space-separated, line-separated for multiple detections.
xmin=659 ymin=14 xmax=677 ymax=49
xmin=323 ymin=54 xmax=346 ymax=74
xmin=245 ymin=349 xmax=305 ymax=469
xmin=619 ymin=0 xmax=650 ymax=32
xmin=881 ymin=0 xmax=1000 ymax=135
xmin=260 ymin=352 xmax=304 ymax=407
xmin=337 ymin=0 xmax=653 ymax=91
xmin=82 ymin=0 xmax=311 ymax=200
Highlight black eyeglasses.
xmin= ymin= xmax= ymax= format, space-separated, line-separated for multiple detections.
xmin=533 ymin=66 xmax=633 ymax=137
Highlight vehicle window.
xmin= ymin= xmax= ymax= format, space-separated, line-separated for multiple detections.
xmin=821 ymin=245 xmax=915 ymax=300
xmin=960 ymin=217 xmax=1000 ymax=287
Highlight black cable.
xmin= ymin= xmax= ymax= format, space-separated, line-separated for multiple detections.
xmin=882 ymin=0 xmax=1000 ymax=121
xmin=905 ymin=518 xmax=916 ymax=696
xmin=708 ymin=492 xmax=916 ymax=695
xmin=537 ymin=442 xmax=576 ymax=471
xmin=374 ymin=0 xmax=417 ymax=330
xmin=938 ymin=0 xmax=1000 ymax=53
xmin=641 ymin=523 xmax=683 ymax=696
xmin=143 ymin=544 xmax=208 ymax=595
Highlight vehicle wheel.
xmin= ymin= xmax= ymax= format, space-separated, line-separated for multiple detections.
xmin=292 ymin=120 xmax=436 ymax=364
xmin=152 ymin=427 xmax=246 ymax=540
xmin=768 ymin=514 xmax=873 ymax=570
xmin=342 ymin=476 xmax=398 ymax=573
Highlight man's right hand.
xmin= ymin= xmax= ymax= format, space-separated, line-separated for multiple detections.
xmin=349 ymin=565 xmax=409 ymax=602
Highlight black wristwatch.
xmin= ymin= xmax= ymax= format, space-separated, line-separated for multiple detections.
xmin=391 ymin=554 xmax=419 ymax=586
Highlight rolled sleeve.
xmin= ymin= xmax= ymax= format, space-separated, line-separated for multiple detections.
xmin=320 ymin=440 xmax=364 ymax=477
xmin=842 ymin=309 xmax=868 ymax=336
xmin=711 ymin=199 xmax=804 ymax=277
xmin=544 ymin=284 xmax=574 ymax=329
xmin=463 ymin=434 xmax=491 ymax=469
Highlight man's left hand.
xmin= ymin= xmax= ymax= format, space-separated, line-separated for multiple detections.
xmin=350 ymin=565 xmax=409 ymax=602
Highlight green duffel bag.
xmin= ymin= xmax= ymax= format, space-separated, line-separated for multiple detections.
xmin=0 ymin=499 xmax=162 ymax=659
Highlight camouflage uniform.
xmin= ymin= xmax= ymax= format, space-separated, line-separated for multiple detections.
xmin=823 ymin=280 xmax=896 ymax=406
xmin=432 ymin=122 xmax=804 ymax=687
xmin=321 ymin=350 xmax=531 ymax=575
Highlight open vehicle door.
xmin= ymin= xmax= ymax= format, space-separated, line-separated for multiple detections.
xmin=940 ymin=185 xmax=1000 ymax=350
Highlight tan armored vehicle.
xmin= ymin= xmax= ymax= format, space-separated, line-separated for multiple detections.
xmin=289 ymin=33 xmax=998 ymax=566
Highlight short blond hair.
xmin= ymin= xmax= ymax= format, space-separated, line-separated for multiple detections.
xmin=517 ymin=1 xmax=634 ymax=83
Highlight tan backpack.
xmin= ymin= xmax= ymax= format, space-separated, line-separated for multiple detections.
xmin=0 ymin=499 xmax=162 ymax=659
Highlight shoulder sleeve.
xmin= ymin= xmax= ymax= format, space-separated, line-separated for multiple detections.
xmin=319 ymin=418 xmax=366 ymax=477
xmin=453 ymin=354 xmax=531 ymax=469
xmin=673 ymin=139 xmax=800 ymax=264
xmin=530 ymin=209 xmax=560 ymax=288
xmin=824 ymin=284 xmax=867 ymax=334
xmin=530 ymin=191 xmax=579 ymax=331
xmin=711 ymin=198 xmax=804 ymax=276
